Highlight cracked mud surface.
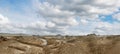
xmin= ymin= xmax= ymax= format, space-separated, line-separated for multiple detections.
xmin=0 ymin=36 xmax=120 ymax=54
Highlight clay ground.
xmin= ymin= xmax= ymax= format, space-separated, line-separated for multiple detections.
xmin=0 ymin=35 xmax=120 ymax=54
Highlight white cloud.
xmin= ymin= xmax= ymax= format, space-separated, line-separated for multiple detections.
xmin=47 ymin=22 xmax=55 ymax=28
xmin=30 ymin=0 xmax=120 ymax=35
xmin=113 ymin=13 xmax=120 ymax=21
xmin=0 ymin=14 xmax=10 ymax=24
xmin=34 ymin=0 xmax=120 ymax=22
xmin=30 ymin=21 xmax=47 ymax=29
xmin=0 ymin=0 xmax=120 ymax=35
xmin=80 ymin=19 xmax=88 ymax=25
xmin=93 ymin=21 xmax=120 ymax=35
xmin=0 ymin=14 xmax=14 ymax=33
xmin=0 ymin=14 xmax=27 ymax=34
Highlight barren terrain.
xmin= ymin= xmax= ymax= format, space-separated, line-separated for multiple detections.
xmin=0 ymin=34 xmax=120 ymax=54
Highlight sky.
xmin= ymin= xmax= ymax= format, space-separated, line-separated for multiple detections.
xmin=0 ymin=0 xmax=120 ymax=35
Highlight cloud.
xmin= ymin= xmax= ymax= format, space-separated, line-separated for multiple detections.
xmin=0 ymin=14 xmax=10 ymax=24
xmin=0 ymin=14 xmax=13 ymax=33
xmin=0 ymin=13 xmax=68 ymax=35
xmin=0 ymin=14 xmax=27 ymax=34
xmin=34 ymin=0 xmax=120 ymax=22
xmin=30 ymin=0 xmax=120 ymax=35
xmin=113 ymin=13 xmax=120 ymax=21
xmin=45 ymin=0 xmax=119 ymax=15
xmin=93 ymin=21 xmax=120 ymax=35
xmin=0 ymin=0 xmax=120 ymax=35
xmin=46 ymin=21 xmax=55 ymax=28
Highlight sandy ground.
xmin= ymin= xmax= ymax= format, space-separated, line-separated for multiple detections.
xmin=0 ymin=35 xmax=120 ymax=54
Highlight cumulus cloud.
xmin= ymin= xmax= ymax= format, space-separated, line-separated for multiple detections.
xmin=0 ymin=14 xmax=28 ymax=34
xmin=45 ymin=0 xmax=119 ymax=15
xmin=34 ymin=0 xmax=120 ymax=21
xmin=47 ymin=22 xmax=55 ymax=28
xmin=113 ymin=13 xmax=120 ymax=21
xmin=92 ymin=21 xmax=120 ymax=35
xmin=30 ymin=0 xmax=120 ymax=35
xmin=0 ymin=14 xmax=68 ymax=35
xmin=0 ymin=14 xmax=13 ymax=33
xmin=0 ymin=14 xmax=10 ymax=24
xmin=0 ymin=0 xmax=120 ymax=35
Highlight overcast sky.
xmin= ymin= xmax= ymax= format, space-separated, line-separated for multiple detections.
xmin=0 ymin=0 xmax=120 ymax=35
